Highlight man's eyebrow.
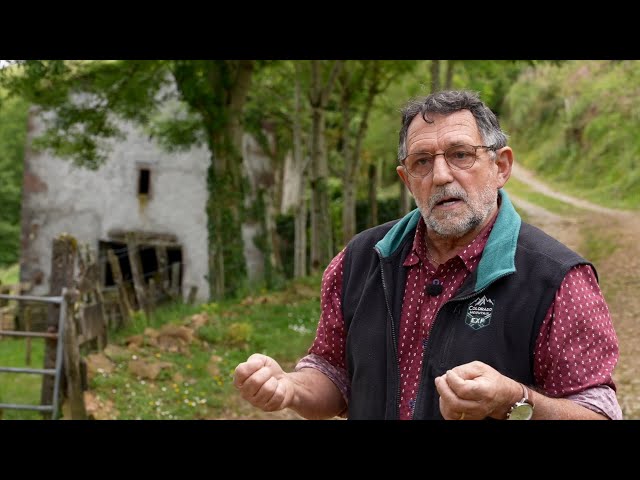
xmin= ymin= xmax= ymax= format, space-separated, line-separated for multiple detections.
xmin=408 ymin=141 xmax=470 ymax=154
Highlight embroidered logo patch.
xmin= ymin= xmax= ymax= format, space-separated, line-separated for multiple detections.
xmin=465 ymin=295 xmax=494 ymax=330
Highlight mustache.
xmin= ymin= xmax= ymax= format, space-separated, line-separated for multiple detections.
xmin=428 ymin=187 xmax=468 ymax=210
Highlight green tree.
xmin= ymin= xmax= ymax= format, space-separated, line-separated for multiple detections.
xmin=335 ymin=60 xmax=417 ymax=244
xmin=0 ymin=60 xmax=255 ymax=298
xmin=0 ymin=92 xmax=29 ymax=266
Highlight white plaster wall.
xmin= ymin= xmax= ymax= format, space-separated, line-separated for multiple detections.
xmin=23 ymin=113 xmax=211 ymax=302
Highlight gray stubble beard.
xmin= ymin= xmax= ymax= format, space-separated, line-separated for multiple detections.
xmin=416 ymin=184 xmax=498 ymax=239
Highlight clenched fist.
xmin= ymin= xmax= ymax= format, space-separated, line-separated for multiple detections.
xmin=233 ymin=353 xmax=296 ymax=412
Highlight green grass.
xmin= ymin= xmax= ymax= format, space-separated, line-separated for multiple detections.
xmin=0 ymin=338 xmax=46 ymax=420
xmin=0 ymin=274 xmax=323 ymax=420
xmin=0 ymin=264 xmax=19 ymax=285
xmin=88 ymin=274 xmax=322 ymax=420
xmin=505 ymin=178 xmax=585 ymax=217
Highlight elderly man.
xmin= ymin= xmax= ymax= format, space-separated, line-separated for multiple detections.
xmin=234 ymin=90 xmax=621 ymax=420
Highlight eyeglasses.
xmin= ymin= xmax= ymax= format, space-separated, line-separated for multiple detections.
xmin=400 ymin=144 xmax=496 ymax=178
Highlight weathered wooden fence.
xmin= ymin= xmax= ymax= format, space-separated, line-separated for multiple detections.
xmin=0 ymin=232 xmax=187 ymax=419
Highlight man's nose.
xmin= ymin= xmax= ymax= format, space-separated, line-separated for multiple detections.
xmin=431 ymin=154 xmax=454 ymax=185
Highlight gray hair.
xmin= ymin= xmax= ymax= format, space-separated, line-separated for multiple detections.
xmin=397 ymin=90 xmax=508 ymax=161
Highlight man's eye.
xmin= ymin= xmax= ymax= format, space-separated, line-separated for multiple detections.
xmin=450 ymin=150 xmax=469 ymax=159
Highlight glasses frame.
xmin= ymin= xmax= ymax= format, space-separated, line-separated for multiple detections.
xmin=400 ymin=144 xmax=496 ymax=178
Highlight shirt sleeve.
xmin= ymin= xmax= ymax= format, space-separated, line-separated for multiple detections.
xmin=534 ymin=264 xmax=621 ymax=418
xmin=294 ymin=248 xmax=350 ymax=402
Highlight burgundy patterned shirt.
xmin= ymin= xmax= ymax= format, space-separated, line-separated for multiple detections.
xmin=296 ymin=212 xmax=621 ymax=420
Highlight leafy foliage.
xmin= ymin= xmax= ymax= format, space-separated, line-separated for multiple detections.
xmin=503 ymin=60 xmax=640 ymax=208
xmin=0 ymin=93 xmax=29 ymax=266
xmin=1 ymin=61 xmax=172 ymax=169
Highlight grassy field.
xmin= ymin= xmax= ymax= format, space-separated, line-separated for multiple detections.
xmin=0 ymin=263 xmax=19 ymax=285
xmin=88 ymin=274 xmax=321 ymax=420
xmin=0 ymin=338 xmax=45 ymax=419
xmin=0 ymin=273 xmax=322 ymax=420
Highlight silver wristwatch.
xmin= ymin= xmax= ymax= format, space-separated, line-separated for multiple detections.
xmin=506 ymin=383 xmax=534 ymax=420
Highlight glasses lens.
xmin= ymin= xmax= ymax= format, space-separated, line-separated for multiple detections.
xmin=444 ymin=144 xmax=477 ymax=169
xmin=405 ymin=153 xmax=434 ymax=177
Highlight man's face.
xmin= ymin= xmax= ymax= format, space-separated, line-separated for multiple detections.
xmin=397 ymin=110 xmax=507 ymax=239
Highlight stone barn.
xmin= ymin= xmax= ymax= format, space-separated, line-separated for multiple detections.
xmin=19 ymin=109 xmax=211 ymax=304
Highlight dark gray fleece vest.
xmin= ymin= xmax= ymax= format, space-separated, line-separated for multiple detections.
xmin=341 ymin=190 xmax=593 ymax=419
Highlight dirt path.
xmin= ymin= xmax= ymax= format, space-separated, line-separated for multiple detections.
xmin=509 ymin=164 xmax=640 ymax=419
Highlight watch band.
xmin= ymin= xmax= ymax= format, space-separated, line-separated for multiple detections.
xmin=521 ymin=383 xmax=531 ymax=405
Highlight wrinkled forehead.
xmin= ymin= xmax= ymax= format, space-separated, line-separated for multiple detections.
xmin=407 ymin=110 xmax=481 ymax=147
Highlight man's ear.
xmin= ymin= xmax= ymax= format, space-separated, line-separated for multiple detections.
xmin=396 ymin=165 xmax=413 ymax=195
xmin=494 ymin=147 xmax=513 ymax=188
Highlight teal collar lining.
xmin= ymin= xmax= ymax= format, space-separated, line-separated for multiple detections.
xmin=375 ymin=189 xmax=521 ymax=290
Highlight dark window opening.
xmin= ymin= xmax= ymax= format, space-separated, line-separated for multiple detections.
xmin=100 ymin=241 xmax=183 ymax=290
xmin=138 ymin=168 xmax=150 ymax=195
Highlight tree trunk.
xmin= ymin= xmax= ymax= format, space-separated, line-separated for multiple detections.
xmin=207 ymin=60 xmax=254 ymax=299
xmin=309 ymin=105 xmax=333 ymax=271
xmin=294 ymin=179 xmax=308 ymax=278
xmin=291 ymin=69 xmax=308 ymax=278
xmin=431 ymin=60 xmax=441 ymax=92
xmin=445 ymin=60 xmax=455 ymax=89
xmin=308 ymin=60 xmax=342 ymax=271
xmin=341 ymin=61 xmax=380 ymax=245
xmin=342 ymin=179 xmax=357 ymax=244
xmin=368 ymin=163 xmax=378 ymax=228
xmin=242 ymin=132 xmax=276 ymax=287
xmin=340 ymin=83 xmax=355 ymax=245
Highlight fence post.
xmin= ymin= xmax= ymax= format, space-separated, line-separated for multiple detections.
xmin=41 ymin=234 xmax=77 ymax=419
xmin=62 ymin=289 xmax=87 ymax=420
xmin=24 ymin=306 xmax=32 ymax=366
xmin=84 ymin=246 xmax=108 ymax=349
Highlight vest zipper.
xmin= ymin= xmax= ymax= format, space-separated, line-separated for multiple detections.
xmin=411 ymin=271 xmax=512 ymax=419
xmin=375 ymin=247 xmax=401 ymax=419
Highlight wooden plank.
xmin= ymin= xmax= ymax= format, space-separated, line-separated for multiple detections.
xmin=126 ymin=234 xmax=150 ymax=318
xmin=85 ymin=246 xmax=107 ymax=350
xmin=155 ymin=245 xmax=169 ymax=293
xmin=77 ymin=304 xmax=105 ymax=345
xmin=107 ymin=248 xmax=132 ymax=327
xmin=148 ymin=278 xmax=157 ymax=311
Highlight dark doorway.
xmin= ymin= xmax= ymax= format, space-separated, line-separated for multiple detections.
xmin=99 ymin=241 xmax=183 ymax=290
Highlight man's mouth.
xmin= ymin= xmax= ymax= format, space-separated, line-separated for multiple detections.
xmin=434 ymin=196 xmax=461 ymax=208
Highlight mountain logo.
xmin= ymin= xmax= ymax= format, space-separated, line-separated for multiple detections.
xmin=465 ymin=295 xmax=495 ymax=330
